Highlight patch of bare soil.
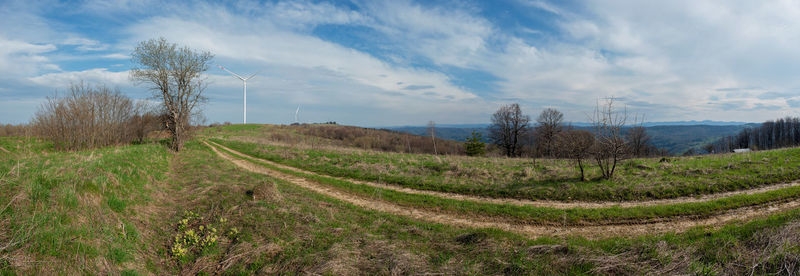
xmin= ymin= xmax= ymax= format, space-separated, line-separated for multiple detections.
xmin=208 ymin=140 xmax=800 ymax=209
xmin=204 ymin=141 xmax=800 ymax=239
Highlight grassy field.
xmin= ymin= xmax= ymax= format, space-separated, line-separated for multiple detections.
xmin=208 ymin=124 xmax=800 ymax=201
xmin=0 ymin=136 xmax=169 ymax=274
xmin=209 ymin=140 xmax=800 ymax=226
xmin=2 ymin=125 xmax=800 ymax=274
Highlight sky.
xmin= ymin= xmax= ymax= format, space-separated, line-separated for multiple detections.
xmin=2 ymin=0 xmax=800 ymax=126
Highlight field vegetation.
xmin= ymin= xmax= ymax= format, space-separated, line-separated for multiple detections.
xmin=3 ymin=134 xmax=800 ymax=274
xmin=208 ymin=124 xmax=800 ymax=202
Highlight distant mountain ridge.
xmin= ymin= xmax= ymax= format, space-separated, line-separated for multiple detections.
xmin=381 ymin=120 xmax=752 ymax=129
xmin=383 ymin=121 xmax=753 ymax=155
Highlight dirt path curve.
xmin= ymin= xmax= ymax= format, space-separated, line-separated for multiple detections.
xmin=205 ymin=140 xmax=800 ymax=239
xmin=208 ymin=140 xmax=800 ymax=209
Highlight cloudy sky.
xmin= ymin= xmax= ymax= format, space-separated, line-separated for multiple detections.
xmin=2 ymin=0 xmax=800 ymax=126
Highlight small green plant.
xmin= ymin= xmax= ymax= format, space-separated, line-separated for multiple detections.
xmin=465 ymin=130 xmax=486 ymax=156
xmin=170 ymin=211 xmax=220 ymax=261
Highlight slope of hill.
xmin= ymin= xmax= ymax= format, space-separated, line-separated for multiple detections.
xmin=5 ymin=125 xmax=800 ymax=275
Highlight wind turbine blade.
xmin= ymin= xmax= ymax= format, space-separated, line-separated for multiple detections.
xmin=217 ymin=65 xmax=245 ymax=80
xmin=244 ymin=70 xmax=262 ymax=80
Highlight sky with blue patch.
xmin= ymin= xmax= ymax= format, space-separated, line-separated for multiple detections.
xmin=2 ymin=0 xmax=800 ymax=126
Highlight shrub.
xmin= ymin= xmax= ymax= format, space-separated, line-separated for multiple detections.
xmin=465 ymin=130 xmax=486 ymax=156
xmin=33 ymin=82 xmax=159 ymax=150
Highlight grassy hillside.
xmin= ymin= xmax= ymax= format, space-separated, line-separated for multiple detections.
xmin=0 ymin=137 xmax=169 ymax=274
xmin=209 ymin=125 xmax=800 ymax=202
xmin=3 ymin=125 xmax=800 ymax=274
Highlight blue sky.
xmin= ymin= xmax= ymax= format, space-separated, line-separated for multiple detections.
xmin=2 ymin=0 xmax=800 ymax=126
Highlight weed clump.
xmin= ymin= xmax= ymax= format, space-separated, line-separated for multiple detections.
xmin=170 ymin=211 xmax=221 ymax=262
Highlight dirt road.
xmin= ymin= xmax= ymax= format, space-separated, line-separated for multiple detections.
xmin=205 ymin=140 xmax=800 ymax=239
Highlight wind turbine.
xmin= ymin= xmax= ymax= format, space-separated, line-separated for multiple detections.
xmin=218 ymin=65 xmax=259 ymax=124
xmin=294 ymin=104 xmax=300 ymax=124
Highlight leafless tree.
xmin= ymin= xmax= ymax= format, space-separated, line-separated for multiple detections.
xmin=130 ymin=37 xmax=213 ymax=151
xmin=626 ymin=126 xmax=651 ymax=157
xmin=428 ymin=120 xmax=437 ymax=155
xmin=489 ymin=103 xmax=530 ymax=157
xmin=34 ymin=82 xmax=134 ymax=150
xmin=556 ymin=129 xmax=595 ymax=181
xmin=534 ymin=108 xmax=564 ymax=157
xmin=129 ymin=100 xmax=162 ymax=144
xmin=590 ymin=97 xmax=628 ymax=180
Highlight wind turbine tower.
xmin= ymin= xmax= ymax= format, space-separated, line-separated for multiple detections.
xmin=218 ymin=65 xmax=259 ymax=124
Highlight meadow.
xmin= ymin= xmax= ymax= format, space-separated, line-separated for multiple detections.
xmin=209 ymin=124 xmax=800 ymax=201
xmin=1 ymin=124 xmax=799 ymax=274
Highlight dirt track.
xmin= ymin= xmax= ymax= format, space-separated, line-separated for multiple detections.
xmin=208 ymin=140 xmax=800 ymax=209
xmin=205 ymin=140 xmax=800 ymax=238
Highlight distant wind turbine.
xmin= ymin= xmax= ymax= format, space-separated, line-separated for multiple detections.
xmin=294 ymin=104 xmax=300 ymax=124
xmin=218 ymin=65 xmax=259 ymax=124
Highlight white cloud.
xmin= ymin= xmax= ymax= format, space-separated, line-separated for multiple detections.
xmin=62 ymin=37 xmax=108 ymax=51
xmin=102 ymin=53 xmax=129 ymax=59
xmin=359 ymin=0 xmax=494 ymax=68
xmin=123 ymin=9 xmax=477 ymax=102
xmin=0 ymin=37 xmax=58 ymax=77
xmin=29 ymin=68 xmax=130 ymax=88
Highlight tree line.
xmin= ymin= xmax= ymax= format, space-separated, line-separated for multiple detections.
xmin=487 ymin=99 xmax=663 ymax=180
xmin=705 ymin=117 xmax=800 ymax=153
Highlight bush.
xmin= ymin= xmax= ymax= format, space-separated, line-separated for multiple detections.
xmin=465 ymin=130 xmax=486 ymax=156
xmin=0 ymin=124 xmax=33 ymax=137
xmin=33 ymin=82 xmax=159 ymax=150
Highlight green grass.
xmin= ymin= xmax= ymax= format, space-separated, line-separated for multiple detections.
xmin=210 ymin=139 xmax=800 ymax=225
xmin=167 ymin=140 xmax=596 ymax=274
xmin=0 ymin=138 xmax=169 ymax=274
xmin=208 ymin=128 xmax=800 ymax=202
xmin=3 ymin=132 xmax=800 ymax=274
xmin=190 ymin=137 xmax=800 ymax=274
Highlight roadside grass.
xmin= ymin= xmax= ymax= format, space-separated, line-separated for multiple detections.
xmin=209 ymin=139 xmax=800 ymax=226
xmin=209 ymin=128 xmax=800 ymax=201
xmin=0 ymin=139 xmax=169 ymax=275
xmin=194 ymin=137 xmax=800 ymax=274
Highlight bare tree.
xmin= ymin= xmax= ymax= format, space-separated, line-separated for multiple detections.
xmin=626 ymin=126 xmax=651 ymax=157
xmin=590 ymin=97 xmax=628 ymax=180
xmin=534 ymin=108 xmax=564 ymax=157
xmin=556 ymin=129 xmax=594 ymax=181
xmin=489 ymin=103 xmax=530 ymax=157
xmin=130 ymin=100 xmax=162 ymax=144
xmin=130 ymin=37 xmax=213 ymax=151
xmin=428 ymin=120 xmax=437 ymax=155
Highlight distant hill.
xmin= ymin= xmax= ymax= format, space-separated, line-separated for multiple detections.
xmin=385 ymin=122 xmax=753 ymax=155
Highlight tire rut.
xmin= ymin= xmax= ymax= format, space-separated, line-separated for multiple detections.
xmin=204 ymin=140 xmax=800 ymax=239
xmin=208 ymin=140 xmax=800 ymax=209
